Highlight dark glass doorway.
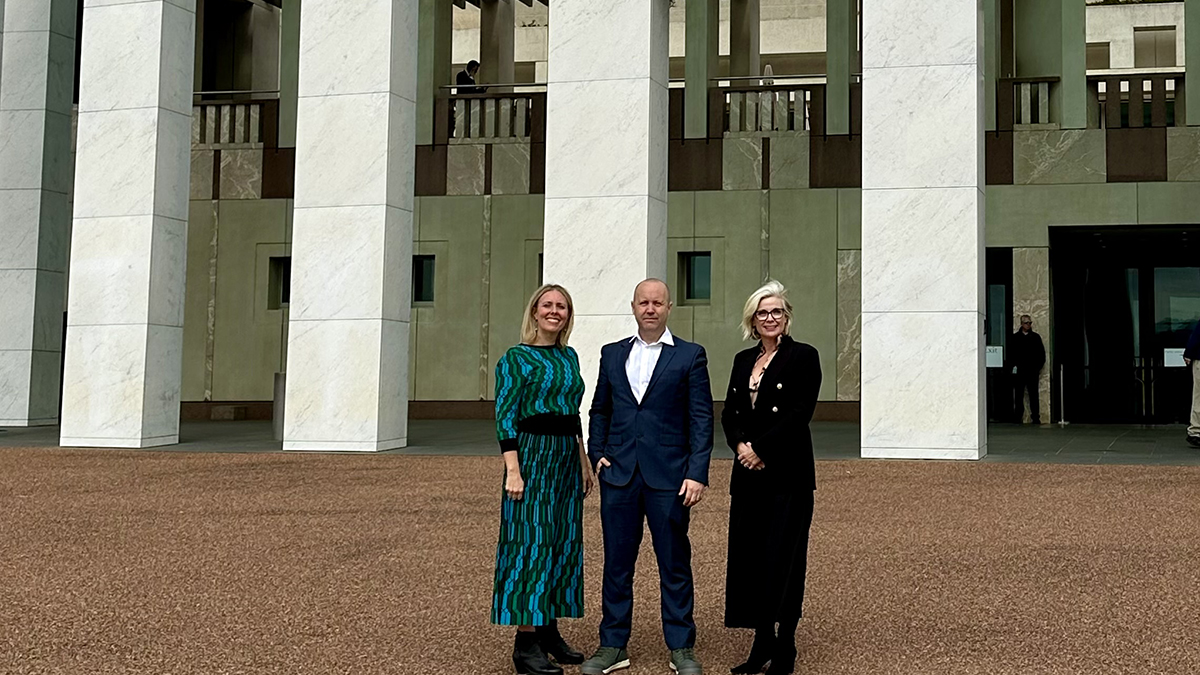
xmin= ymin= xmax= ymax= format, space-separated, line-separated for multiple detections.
xmin=1053 ymin=227 xmax=1200 ymax=424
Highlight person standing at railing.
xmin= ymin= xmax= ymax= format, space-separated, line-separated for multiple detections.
xmin=457 ymin=60 xmax=485 ymax=95
xmin=1184 ymin=320 xmax=1200 ymax=448
xmin=1011 ymin=315 xmax=1046 ymax=425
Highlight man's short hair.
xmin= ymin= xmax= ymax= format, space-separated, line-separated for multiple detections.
xmin=467 ymin=60 xmax=480 ymax=71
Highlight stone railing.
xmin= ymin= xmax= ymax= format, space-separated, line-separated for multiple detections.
xmin=192 ymin=99 xmax=271 ymax=148
xmin=448 ymin=92 xmax=546 ymax=143
xmin=1089 ymin=70 xmax=1185 ymax=128
xmin=718 ymin=84 xmax=826 ymax=135
xmin=1002 ymin=76 xmax=1059 ymax=126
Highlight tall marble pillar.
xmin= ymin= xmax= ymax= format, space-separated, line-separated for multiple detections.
xmin=61 ymin=0 xmax=195 ymax=447
xmin=0 ymin=0 xmax=75 ymax=426
xmin=684 ymin=0 xmax=718 ymax=138
xmin=860 ymin=0 xmax=986 ymax=460
xmin=1187 ymin=0 xmax=1199 ymax=125
xmin=480 ymin=0 xmax=514 ymax=89
xmin=278 ymin=0 xmax=300 ymax=147
xmin=283 ymin=0 xmax=416 ymax=452
xmin=416 ymin=0 xmax=451 ymax=144
xmin=729 ymin=0 xmax=760 ymax=84
xmin=826 ymin=0 xmax=857 ymax=135
xmin=1013 ymin=248 xmax=1051 ymax=424
xmin=1058 ymin=0 xmax=1086 ymax=130
xmin=543 ymin=0 xmax=669 ymax=406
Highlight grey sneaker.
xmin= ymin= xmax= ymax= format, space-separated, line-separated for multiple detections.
xmin=669 ymin=648 xmax=703 ymax=674
xmin=580 ymin=646 xmax=630 ymax=675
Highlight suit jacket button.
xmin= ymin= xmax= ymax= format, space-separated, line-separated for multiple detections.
xmin=776 ymin=383 xmax=782 ymax=389
xmin=771 ymin=406 xmax=778 ymax=413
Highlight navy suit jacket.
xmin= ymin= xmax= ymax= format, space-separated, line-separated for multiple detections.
xmin=1186 ymin=321 xmax=1200 ymax=361
xmin=587 ymin=335 xmax=715 ymax=491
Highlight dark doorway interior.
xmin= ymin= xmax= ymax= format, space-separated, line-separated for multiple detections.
xmin=1052 ymin=226 xmax=1200 ymax=424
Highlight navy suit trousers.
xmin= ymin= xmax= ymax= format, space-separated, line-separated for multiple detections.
xmin=598 ymin=467 xmax=695 ymax=650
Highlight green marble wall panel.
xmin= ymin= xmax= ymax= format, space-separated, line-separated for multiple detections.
xmin=836 ymin=249 xmax=861 ymax=401
xmin=668 ymin=191 xmax=696 ymax=239
xmin=492 ymin=142 xmax=531 ymax=195
xmin=211 ymin=199 xmax=290 ymax=401
xmin=1136 ymin=183 xmax=1200 ymax=225
xmin=414 ymin=196 xmax=485 ymax=400
xmin=1013 ymin=247 xmax=1051 ymax=423
xmin=985 ymin=184 xmax=1139 ymax=247
xmin=769 ymin=134 xmax=810 ymax=189
xmin=1167 ymin=128 xmax=1200 ymax=182
xmin=1014 ymin=129 xmax=1106 ymax=184
xmin=182 ymin=201 xmax=217 ymax=401
xmin=446 ymin=144 xmax=486 ymax=196
xmin=722 ymin=137 xmax=762 ymax=191
xmin=487 ymin=194 xmax=545 ymax=398
xmin=768 ymin=189 xmax=838 ymax=402
xmin=691 ymin=190 xmax=766 ymax=398
xmin=837 ymin=188 xmax=862 ymax=250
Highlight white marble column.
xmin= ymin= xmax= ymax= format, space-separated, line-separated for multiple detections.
xmin=543 ymin=0 xmax=669 ymax=403
xmin=480 ymin=0 xmax=514 ymax=89
xmin=729 ymin=0 xmax=760 ymax=84
xmin=283 ymin=0 xmax=416 ymax=452
xmin=0 ymin=0 xmax=75 ymax=426
xmin=60 ymin=0 xmax=195 ymax=447
xmin=860 ymin=0 xmax=986 ymax=460
xmin=684 ymin=0 xmax=718 ymax=139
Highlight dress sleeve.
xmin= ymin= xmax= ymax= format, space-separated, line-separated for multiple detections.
xmin=569 ymin=347 xmax=583 ymax=436
xmin=494 ymin=349 xmax=523 ymax=453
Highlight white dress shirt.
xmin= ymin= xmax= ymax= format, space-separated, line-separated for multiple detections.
xmin=626 ymin=328 xmax=674 ymax=404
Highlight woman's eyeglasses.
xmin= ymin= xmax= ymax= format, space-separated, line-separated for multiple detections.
xmin=754 ymin=309 xmax=785 ymax=321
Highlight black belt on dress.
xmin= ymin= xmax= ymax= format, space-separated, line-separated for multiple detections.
xmin=517 ymin=413 xmax=582 ymax=437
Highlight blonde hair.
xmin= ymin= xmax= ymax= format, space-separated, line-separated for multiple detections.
xmin=521 ymin=284 xmax=575 ymax=346
xmin=740 ymin=280 xmax=793 ymax=341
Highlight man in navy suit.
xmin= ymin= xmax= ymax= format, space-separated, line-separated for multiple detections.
xmin=580 ymin=279 xmax=714 ymax=675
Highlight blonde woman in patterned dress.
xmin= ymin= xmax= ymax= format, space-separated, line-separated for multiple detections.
xmin=492 ymin=284 xmax=594 ymax=675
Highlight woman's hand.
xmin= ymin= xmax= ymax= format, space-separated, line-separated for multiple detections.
xmin=505 ymin=469 xmax=526 ymax=501
xmin=736 ymin=442 xmax=764 ymax=471
xmin=582 ymin=465 xmax=594 ymax=498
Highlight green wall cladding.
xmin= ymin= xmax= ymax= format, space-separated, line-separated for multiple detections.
xmin=182 ymin=180 xmax=1195 ymax=404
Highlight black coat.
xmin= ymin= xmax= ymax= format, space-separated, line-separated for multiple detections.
xmin=721 ymin=335 xmax=822 ymax=494
xmin=1010 ymin=329 xmax=1046 ymax=375
xmin=721 ymin=336 xmax=821 ymax=628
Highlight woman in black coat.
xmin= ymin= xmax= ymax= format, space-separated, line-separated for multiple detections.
xmin=722 ymin=280 xmax=821 ymax=675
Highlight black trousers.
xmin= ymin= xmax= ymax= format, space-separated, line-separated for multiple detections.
xmin=1014 ymin=372 xmax=1040 ymax=422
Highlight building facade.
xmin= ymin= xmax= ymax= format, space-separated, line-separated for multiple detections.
xmin=1 ymin=0 xmax=1199 ymax=456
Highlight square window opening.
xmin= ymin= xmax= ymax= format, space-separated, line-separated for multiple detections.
xmin=268 ymin=256 xmax=291 ymax=310
xmin=680 ymin=252 xmax=712 ymax=305
xmin=413 ymin=255 xmax=436 ymax=304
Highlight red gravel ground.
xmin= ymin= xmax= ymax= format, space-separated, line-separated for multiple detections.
xmin=2 ymin=449 xmax=1199 ymax=674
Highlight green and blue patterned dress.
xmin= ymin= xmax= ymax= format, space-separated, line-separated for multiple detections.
xmin=491 ymin=343 xmax=586 ymax=626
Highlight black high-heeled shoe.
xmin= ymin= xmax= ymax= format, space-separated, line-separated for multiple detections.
xmin=535 ymin=620 xmax=585 ymax=665
xmin=513 ymin=630 xmax=563 ymax=675
xmin=731 ymin=629 xmax=775 ymax=674
xmin=763 ymin=641 xmax=796 ymax=675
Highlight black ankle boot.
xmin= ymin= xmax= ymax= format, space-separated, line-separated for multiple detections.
xmin=731 ymin=628 xmax=775 ymax=674
xmin=764 ymin=635 xmax=796 ymax=675
xmin=535 ymin=620 xmax=585 ymax=665
xmin=513 ymin=631 xmax=563 ymax=675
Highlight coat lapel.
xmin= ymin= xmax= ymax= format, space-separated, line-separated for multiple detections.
xmin=640 ymin=342 xmax=677 ymax=403
xmin=615 ymin=338 xmax=637 ymax=403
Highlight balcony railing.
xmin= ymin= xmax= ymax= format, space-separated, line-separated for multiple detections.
xmin=192 ymin=99 xmax=267 ymax=148
xmin=1089 ymin=70 xmax=1185 ymax=129
xmin=446 ymin=90 xmax=546 ymax=143
xmin=1002 ymin=76 xmax=1059 ymax=126
xmin=716 ymin=82 xmax=827 ymax=135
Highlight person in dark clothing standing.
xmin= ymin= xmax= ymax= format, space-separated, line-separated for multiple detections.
xmin=1185 ymin=320 xmax=1200 ymax=447
xmin=1011 ymin=315 xmax=1046 ymax=424
xmin=456 ymin=60 xmax=484 ymax=94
